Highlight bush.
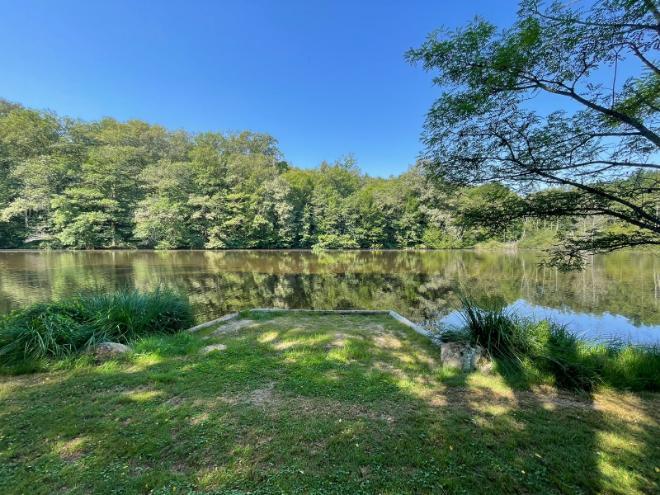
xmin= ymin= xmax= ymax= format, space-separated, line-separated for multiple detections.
xmin=0 ymin=302 xmax=96 ymax=363
xmin=80 ymin=290 xmax=194 ymax=341
xmin=0 ymin=289 xmax=194 ymax=365
xmin=312 ymin=234 xmax=360 ymax=250
xmin=421 ymin=227 xmax=465 ymax=249
xmin=516 ymin=227 xmax=557 ymax=249
xmin=443 ymin=296 xmax=660 ymax=392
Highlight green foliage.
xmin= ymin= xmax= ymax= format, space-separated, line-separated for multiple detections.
xmin=447 ymin=296 xmax=660 ymax=392
xmin=517 ymin=223 xmax=557 ymax=248
xmin=456 ymin=295 xmax=545 ymax=361
xmin=421 ymin=226 xmax=463 ymax=249
xmin=0 ymin=302 xmax=96 ymax=363
xmin=79 ymin=290 xmax=195 ymax=340
xmin=0 ymin=289 xmax=194 ymax=366
xmin=409 ymin=0 xmax=660 ymax=265
xmin=312 ymin=233 xmax=360 ymax=250
xmin=0 ymin=99 xmax=596 ymax=252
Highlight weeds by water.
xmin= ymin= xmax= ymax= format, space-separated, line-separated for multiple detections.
xmin=0 ymin=289 xmax=194 ymax=369
xmin=442 ymin=296 xmax=660 ymax=392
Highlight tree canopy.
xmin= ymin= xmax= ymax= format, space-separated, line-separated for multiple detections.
xmin=0 ymin=97 xmax=652 ymax=256
xmin=0 ymin=100 xmax=469 ymax=250
xmin=408 ymin=0 xmax=659 ymax=267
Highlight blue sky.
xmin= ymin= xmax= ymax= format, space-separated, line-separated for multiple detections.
xmin=0 ymin=0 xmax=518 ymax=177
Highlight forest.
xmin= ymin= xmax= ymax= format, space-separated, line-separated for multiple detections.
xmin=0 ymin=99 xmax=601 ymax=251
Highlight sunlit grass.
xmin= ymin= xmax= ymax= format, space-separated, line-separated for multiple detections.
xmin=0 ymin=312 xmax=658 ymax=494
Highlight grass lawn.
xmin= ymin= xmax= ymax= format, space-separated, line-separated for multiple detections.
xmin=1 ymin=312 xmax=658 ymax=494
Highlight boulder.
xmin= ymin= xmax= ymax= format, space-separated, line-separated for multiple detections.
xmin=439 ymin=342 xmax=490 ymax=371
xmin=90 ymin=342 xmax=130 ymax=360
xmin=201 ymin=343 xmax=227 ymax=354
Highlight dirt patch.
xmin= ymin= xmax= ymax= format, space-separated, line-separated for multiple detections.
xmin=165 ymin=396 xmax=185 ymax=407
xmin=190 ymin=412 xmax=210 ymax=425
xmin=222 ymin=384 xmax=401 ymax=423
xmin=364 ymin=323 xmax=386 ymax=335
xmin=291 ymin=396 xmax=398 ymax=423
xmin=58 ymin=436 xmax=85 ymax=463
xmin=170 ymin=462 xmax=188 ymax=475
xmin=247 ymin=382 xmax=276 ymax=407
xmin=201 ymin=343 xmax=227 ymax=353
xmin=191 ymin=396 xmax=239 ymax=409
xmin=324 ymin=332 xmax=350 ymax=351
xmin=372 ymin=334 xmax=403 ymax=350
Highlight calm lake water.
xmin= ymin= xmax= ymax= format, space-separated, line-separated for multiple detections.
xmin=0 ymin=250 xmax=658 ymax=344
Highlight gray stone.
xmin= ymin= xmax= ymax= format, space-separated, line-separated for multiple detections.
xmin=439 ymin=342 xmax=490 ymax=371
xmin=205 ymin=319 xmax=257 ymax=339
xmin=201 ymin=343 xmax=227 ymax=354
xmin=90 ymin=342 xmax=130 ymax=360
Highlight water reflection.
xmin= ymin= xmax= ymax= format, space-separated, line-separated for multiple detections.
xmin=0 ymin=249 xmax=657 ymax=343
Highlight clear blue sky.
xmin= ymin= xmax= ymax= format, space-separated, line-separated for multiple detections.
xmin=0 ymin=0 xmax=518 ymax=177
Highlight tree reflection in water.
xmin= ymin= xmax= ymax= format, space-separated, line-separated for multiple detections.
xmin=0 ymin=250 xmax=657 ymax=342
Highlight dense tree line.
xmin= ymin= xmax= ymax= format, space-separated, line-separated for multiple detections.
xmin=0 ymin=99 xmax=627 ymax=251
xmin=0 ymin=99 xmax=517 ymax=250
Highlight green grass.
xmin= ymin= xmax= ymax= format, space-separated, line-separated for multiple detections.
xmin=0 ymin=289 xmax=194 ymax=370
xmin=1 ymin=312 xmax=658 ymax=494
xmin=441 ymin=297 xmax=660 ymax=392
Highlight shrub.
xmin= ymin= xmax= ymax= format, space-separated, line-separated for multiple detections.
xmin=457 ymin=295 xmax=546 ymax=361
xmin=312 ymin=234 xmax=360 ymax=250
xmin=444 ymin=296 xmax=660 ymax=392
xmin=421 ymin=227 xmax=465 ymax=249
xmin=0 ymin=301 xmax=96 ymax=363
xmin=81 ymin=290 xmax=194 ymax=341
xmin=0 ymin=289 xmax=194 ymax=365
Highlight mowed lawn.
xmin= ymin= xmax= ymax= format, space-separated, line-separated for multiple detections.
xmin=1 ymin=312 xmax=658 ymax=494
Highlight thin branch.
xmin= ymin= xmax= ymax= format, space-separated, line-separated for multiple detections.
xmin=629 ymin=43 xmax=660 ymax=75
xmin=492 ymin=130 xmax=660 ymax=233
xmin=524 ymin=75 xmax=660 ymax=147
xmin=532 ymin=6 xmax=660 ymax=33
xmin=552 ymin=160 xmax=660 ymax=171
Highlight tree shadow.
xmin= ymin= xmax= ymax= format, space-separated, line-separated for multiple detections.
xmin=1 ymin=316 xmax=658 ymax=494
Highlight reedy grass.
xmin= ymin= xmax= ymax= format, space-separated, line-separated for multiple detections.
xmin=0 ymin=289 xmax=194 ymax=368
xmin=442 ymin=296 xmax=660 ymax=392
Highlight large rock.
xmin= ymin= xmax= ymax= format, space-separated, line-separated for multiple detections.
xmin=90 ymin=342 xmax=131 ymax=360
xmin=439 ymin=342 xmax=489 ymax=371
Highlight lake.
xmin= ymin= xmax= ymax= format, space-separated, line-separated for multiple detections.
xmin=0 ymin=250 xmax=658 ymax=344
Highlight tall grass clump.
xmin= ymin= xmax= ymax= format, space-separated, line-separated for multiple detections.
xmin=81 ymin=290 xmax=194 ymax=341
xmin=457 ymin=295 xmax=538 ymax=361
xmin=0 ymin=301 xmax=96 ymax=364
xmin=0 ymin=289 xmax=194 ymax=366
xmin=541 ymin=326 xmax=602 ymax=391
xmin=444 ymin=296 xmax=660 ymax=392
xmin=579 ymin=341 xmax=660 ymax=392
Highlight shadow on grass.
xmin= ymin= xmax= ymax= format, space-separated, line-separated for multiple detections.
xmin=1 ymin=315 xmax=658 ymax=494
